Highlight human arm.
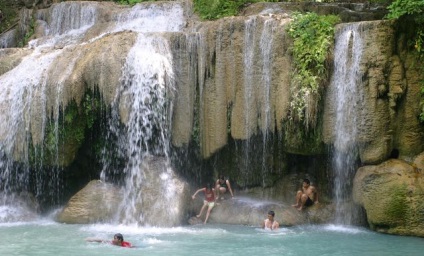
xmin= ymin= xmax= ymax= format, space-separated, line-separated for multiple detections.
xmin=312 ymin=186 xmax=319 ymax=204
xmin=85 ymin=238 xmax=108 ymax=243
xmin=192 ymin=188 xmax=204 ymax=199
xmin=226 ymin=180 xmax=234 ymax=197
xmin=273 ymin=221 xmax=280 ymax=230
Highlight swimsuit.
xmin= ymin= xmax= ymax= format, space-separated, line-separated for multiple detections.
xmin=205 ymin=189 xmax=215 ymax=202
xmin=305 ymin=196 xmax=314 ymax=207
xmin=218 ymin=180 xmax=227 ymax=189
xmin=121 ymin=241 xmax=132 ymax=248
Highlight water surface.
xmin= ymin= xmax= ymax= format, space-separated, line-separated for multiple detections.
xmin=1 ymin=221 xmax=423 ymax=256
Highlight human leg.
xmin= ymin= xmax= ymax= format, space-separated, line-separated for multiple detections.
xmin=196 ymin=201 xmax=207 ymax=218
xmin=297 ymin=194 xmax=309 ymax=211
xmin=215 ymin=184 xmax=221 ymax=198
xmin=219 ymin=187 xmax=227 ymax=200
xmin=204 ymin=202 xmax=215 ymax=224
xmin=292 ymin=190 xmax=303 ymax=208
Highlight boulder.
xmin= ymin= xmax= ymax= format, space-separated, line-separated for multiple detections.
xmin=57 ymin=157 xmax=191 ymax=227
xmin=353 ymin=159 xmax=424 ymax=237
xmin=56 ymin=180 xmax=123 ymax=224
xmin=189 ymin=196 xmax=334 ymax=226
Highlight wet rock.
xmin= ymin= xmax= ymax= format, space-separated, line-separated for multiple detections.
xmin=353 ymin=159 xmax=424 ymax=237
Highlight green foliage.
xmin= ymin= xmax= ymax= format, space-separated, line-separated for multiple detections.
xmin=287 ymin=12 xmax=340 ymax=126
xmin=0 ymin=3 xmax=19 ymax=34
xmin=386 ymin=0 xmax=424 ymax=20
xmin=30 ymin=89 xmax=103 ymax=167
xmin=385 ymin=185 xmax=408 ymax=224
xmin=115 ymin=0 xmax=153 ymax=5
xmin=386 ymin=0 xmax=424 ymax=122
xmin=193 ymin=0 xmax=279 ymax=20
xmin=18 ymin=14 xmax=36 ymax=47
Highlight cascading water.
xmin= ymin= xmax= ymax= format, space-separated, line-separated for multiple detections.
xmin=241 ymin=17 xmax=257 ymax=187
xmin=331 ymin=23 xmax=365 ymax=224
xmin=259 ymin=19 xmax=277 ymax=187
xmin=97 ymin=3 xmax=186 ymax=226
xmin=102 ymin=34 xmax=175 ymax=225
xmin=0 ymin=1 xmax=187 ymax=225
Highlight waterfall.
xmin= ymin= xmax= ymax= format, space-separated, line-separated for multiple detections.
xmin=240 ymin=17 xmax=257 ymax=187
xmin=103 ymin=34 xmax=175 ymax=224
xmin=331 ymin=23 xmax=365 ymax=224
xmin=259 ymin=19 xmax=277 ymax=187
xmin=97 ymin=3 xmax=185 ymax=225
xmin=0 ymin=1 xmax=187 ymax=225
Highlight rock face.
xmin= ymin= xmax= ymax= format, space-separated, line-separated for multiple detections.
xmin=323 ymin=20 xmax=424 ymax=164
xmin=56 ymin=180 xmax=123 ymax=224
xmin=353 ymin=159 xmax=424 ymax=237
xmin=189 ymin=196 xmax=333 ymax=226
xmin=57 ymin=158 xmax=191 ymax=226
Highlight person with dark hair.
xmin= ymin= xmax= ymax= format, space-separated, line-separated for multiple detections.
xmin=192 ymin=183 xmax=216 ymax=224
xmin=215 ymin=175 xmax=234 ymax=200
xmin=85 ymin=233 xmax=133 ymax=248
xmin=261 ymin=210 xmax=279 ymax=230
xmin=292 ymin=178 xmax=319 ymax=211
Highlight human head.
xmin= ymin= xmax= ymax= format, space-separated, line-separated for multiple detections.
xmin=303 ymin=178 xmax=311 ymax=187
xmin=268 ymin=210 xmax=275 ymax=219
xmin=113 ymin=233 xmax=124 ymax=244
xmin=219 ymin=175 xmax=225 ymax=181
xmin=206 ymin=183 xmax=213 ymax=191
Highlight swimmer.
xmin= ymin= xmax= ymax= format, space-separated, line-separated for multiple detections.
xmin=261 ymin=210 xmax=279 ymax=230
xmin=86 ymin=233 xmax=133 ymax=248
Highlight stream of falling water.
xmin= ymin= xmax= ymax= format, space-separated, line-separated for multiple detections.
xmin=331 ymin=23 xmax=365 ymax=224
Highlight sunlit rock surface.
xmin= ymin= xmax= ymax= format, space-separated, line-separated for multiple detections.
xmin=189 ymin=196 xmax=333 ymax=226
xmin=57 ymin=157 xmax=190 ymax=226
xmin=353 ymin=159 xmax=424 ymax=237
xmin=56 ymin=180 xmax=122 ymax=224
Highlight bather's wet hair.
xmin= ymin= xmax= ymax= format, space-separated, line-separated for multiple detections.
xmin=114 ymin=233 xmax=124 ymax=241
xmin=303 ymin=178 xmax=311 ymax=185
xmin=268 ymin=210 xmax=275 ymax=217
xmin=206 ymin=183 xmax=213 ymax=191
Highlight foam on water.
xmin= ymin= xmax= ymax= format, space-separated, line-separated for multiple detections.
xmin=323 ymin=224 xmax=366 ymax=234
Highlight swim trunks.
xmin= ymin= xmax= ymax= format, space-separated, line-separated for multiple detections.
xmin=305 ymin=197 xmax=314 ymax=207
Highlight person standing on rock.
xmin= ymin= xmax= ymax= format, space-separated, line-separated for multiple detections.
xmin=292 ymin=178 xmax=319 ymax=211
xmin=262 ymin=210 xmax=279 ymax=230
xmin=192 ymin=183 xmax=216 ymax=224
xmin=215 ymin=175 xmax=234 ymax=200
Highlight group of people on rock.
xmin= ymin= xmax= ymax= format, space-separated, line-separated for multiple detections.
xmin=261 ymin=178 xmax=319 ymax=231
xmin=191 ymin=175 xmax=234 ymax=224
xmin=192 ymin=177 xmax=319 ymax=227
xmin=86 ymin=178 xmax=319 ymax=248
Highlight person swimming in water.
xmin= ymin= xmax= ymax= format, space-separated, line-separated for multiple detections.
xmin=261 ymin=210 xmax=279 ymax=230
xmin=85 ymin=233 xmax=133 ymax=248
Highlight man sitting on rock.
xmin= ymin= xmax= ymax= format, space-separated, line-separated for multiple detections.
xmin=292 ymin=178 xmax=319 ymax=211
